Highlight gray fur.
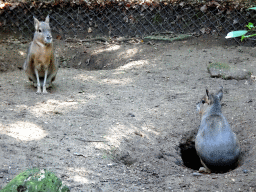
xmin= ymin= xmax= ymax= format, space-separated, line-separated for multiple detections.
xmin=195 ymin=87 xmax=240 ymax=172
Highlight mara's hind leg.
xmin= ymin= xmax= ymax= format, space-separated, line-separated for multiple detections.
xmin=46 ymin=71 xmax=57 ymax=88
xmin=28 ymin=77 xmax=37 ymax=88
xmin=24 ymin=59 xmax=37 ymax=86
xmin=199 ymin=159 xmax=211 ymax=173
xmin=25 ymin=70 xmax=37 ymax=87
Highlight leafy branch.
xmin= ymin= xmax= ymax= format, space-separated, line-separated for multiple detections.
xmin=226 ymin=7 xmax=256 ymax=41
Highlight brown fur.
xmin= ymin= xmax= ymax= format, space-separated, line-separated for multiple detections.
xmin=23 ymin=15 xmax=58 ymax=94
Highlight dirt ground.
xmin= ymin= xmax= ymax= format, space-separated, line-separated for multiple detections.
xmin=1 ymin=34 xmax=256 ymax=191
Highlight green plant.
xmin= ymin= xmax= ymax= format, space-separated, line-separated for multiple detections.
xmin=226 ymin=7 xmax=256 ymax=41
xmin=153 ymin=12 xmax=163 ymax=24
xmin=1 ymin=168 xmax=70 ymax=192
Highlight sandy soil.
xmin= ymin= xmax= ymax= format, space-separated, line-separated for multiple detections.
xmin=0 ymin=35 xmax=256 ymax=191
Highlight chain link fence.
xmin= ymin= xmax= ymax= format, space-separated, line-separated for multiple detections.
xmin=1 ymin=0 xmax=256 ymax=42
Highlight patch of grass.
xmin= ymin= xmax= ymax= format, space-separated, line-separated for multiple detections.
xmin=208 ymin=62 xmax=230 ymax=70
xmin=1 ymin=168 xmax=70 ymax=192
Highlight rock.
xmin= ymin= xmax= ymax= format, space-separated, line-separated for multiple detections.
xmin=207 ymin=63 xmax=251 ymax=80
xmin=193 ymin=172 xmax=203 ymax=176
xmin=128 ymin=113 xmax=135 ymax=117
xmin=1 ymin=168 xmax=70 ymax=192
xmin=243 ymin=169 xmax=248 ymax=173
xmin=107 ymin=163 xmax=117 ymax=167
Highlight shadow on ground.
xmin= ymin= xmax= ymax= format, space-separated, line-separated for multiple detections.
xmin=0 ymin=36 xmax=256 ymax=191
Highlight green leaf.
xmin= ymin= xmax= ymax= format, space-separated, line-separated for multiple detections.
xmin=248 ymin=7 xmax=256 ymax=10
xmin=241 ymin=35 xmax=246 ymax=41
xmin=225 ymin=30 xmax=248 ymax=39
xmin=246 ymin=22 xmax=254 ymax=30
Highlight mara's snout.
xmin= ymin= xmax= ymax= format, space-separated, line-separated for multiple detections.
xmin=45 ymin=34 xmax=52 ymax=44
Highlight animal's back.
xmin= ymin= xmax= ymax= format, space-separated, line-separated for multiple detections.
xmin=196 ymin=114 xmax=240 ymax=170
xmin=195 ymin=88 xmax=240 ymax=172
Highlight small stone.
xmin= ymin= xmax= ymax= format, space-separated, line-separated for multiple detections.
xmin=107 ymin=163 xmax=117 ymax=167
xmin=128 ymin=113 xmax=135 ymax=117
xmin=243 ymin=169 xmax=248 ymax=173
xmin=193 ymin=172 xmax=203 ymax=176
xmin=88 ymin=27 xmax=92 ymax=33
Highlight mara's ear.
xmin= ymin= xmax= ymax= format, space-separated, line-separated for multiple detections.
xmin=216 ymin=87 xmax=223 ymax=101
xmin=33 ymin=16 xmax=40 ymax=30
xmin=45 ymin=15 xmax=50 ymax=23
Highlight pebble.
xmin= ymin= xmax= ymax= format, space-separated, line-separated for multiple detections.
xmin=193 ymin=172 xmax=203 ymax=176
xmin=128 ymin=113 xmax=135 ymax=117
xmin=107 ymin=163 xmax=117 ymax=167
xmin=243 ymin=169 xmax=248 ymax=173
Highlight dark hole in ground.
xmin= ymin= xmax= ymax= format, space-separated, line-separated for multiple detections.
xmin=179 ymin=128 xmax=202 ymax=170
xmin=179 ymin=128 xmax=242 ymax=173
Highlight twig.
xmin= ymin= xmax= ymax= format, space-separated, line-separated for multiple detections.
xmin=114 ymin=37 xmax=140 ymax=42
xmin=73 ymin=152 xmax=91 ymax=158
xmin=60 ymin=136 xmax=65 ymax=141
xmin=65 ymin=37 xmax=140 ymax=43
xmin=75 ymin=138 xmax=106 ymax=142
xmin=144 ymin=34 xmax=192 ymax=42
xmin=151 ymin=31 xmax=174 ymax=35
xmin=65 ymin=37 xmax=108 ymax=43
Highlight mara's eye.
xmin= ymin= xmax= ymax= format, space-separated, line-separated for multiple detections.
xmin=202 ymin=100 xmax=205 ymax=104
xmin=38 ymin=29 xmax=42 ymax=32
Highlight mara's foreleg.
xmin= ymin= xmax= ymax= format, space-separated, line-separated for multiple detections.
xmin=42 ymin=69 xmax=48 ymax=94
xmin=34 ymin=68 xmax=41 ymax=94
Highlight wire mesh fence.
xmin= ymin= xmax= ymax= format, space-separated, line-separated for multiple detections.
xmin=1 ymin=0 xmax=256 ymax=42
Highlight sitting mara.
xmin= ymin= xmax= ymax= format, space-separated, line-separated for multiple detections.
xmin=23 ymin=15 xmax=58 ymax=94
xmin=195 ymin=87 xmax=240 ymax=173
